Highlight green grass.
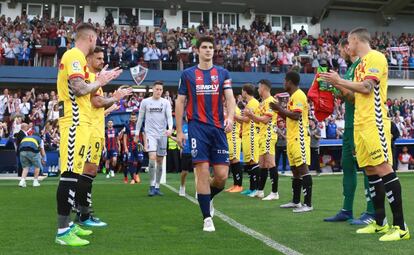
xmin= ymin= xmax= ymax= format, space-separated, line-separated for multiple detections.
xmin=0 ymin=172 xmax=413 ymax=255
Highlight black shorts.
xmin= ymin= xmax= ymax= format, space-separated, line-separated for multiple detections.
xmin=181 ymin=153 xmax=193 ymax=172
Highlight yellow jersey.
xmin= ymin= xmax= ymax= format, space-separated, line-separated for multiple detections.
xmin=286 ymin=89 xmax=309 ymax=142
xmin=226 ymin=106 xmax=242 ymax=141
xmin=242 ymin=98 xmax=260 ymax=137
xmin=88 ymin=73 xmax=105 ymax=138
xmin=258 ymin=96 xmax=278 ymax=140
xmin=353 ymin=50 xmax=389 ymax=129
xmin=57 ymin=47 xmax=91 ymax=127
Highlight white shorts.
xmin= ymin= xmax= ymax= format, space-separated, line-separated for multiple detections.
xmin=147 ymin=135 xmax=168 ymax=156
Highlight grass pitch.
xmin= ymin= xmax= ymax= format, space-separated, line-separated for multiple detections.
xmin=0 ymin=172 xmax=413 ymax=255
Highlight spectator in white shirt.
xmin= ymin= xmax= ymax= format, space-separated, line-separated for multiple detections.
xmin=335 ymin=115 xmax=345 ymax=138
xmin=249 ymin=53 xmax=258 ymax=72
xmin=47 ymin=103 xmax=60 ymax=122
xmin=0 ymin=89 xmax=10 ymax=121
xmin=319 ymin=120 xmax=327 ymax=139
xmin=19 ymin=96 xmax=31 ymax=117
xmin=398 ymin=146 xmax=413 ymax=171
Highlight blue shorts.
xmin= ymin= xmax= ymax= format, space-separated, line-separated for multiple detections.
xmin=107 ymin=149 xmax=118 ymax=160
xmin=127 ymin=149 xmax=144 ymax=163
xmin=188 ymin=120 xmax=229 ymax=165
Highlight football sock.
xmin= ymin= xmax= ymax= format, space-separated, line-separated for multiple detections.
xmin=258 ymin=168 xmax=268 ymax=191
xmin=210 ymin=186 xmax=224 ymax=200
xmin=123 ymin=165 xmax=128 ymax=178
xmin=57 ymin=172 xmax=78 ymax=229
xmin=57 ymin=215 xmax=71 ymax=233
xmin=155 ymin=162 xmax=163 ymax=189
xmin=269 ymin=167 xmax=278 ymax=193
xmin=76 ymin=174 xmax=94 ymax=222
xmin=234 ymin=162 xmax=243 ymax=186
xmin=252 ymin=164 xmax=259 ymax=190
xmin=363 ymin=172 xmax=375 ymax=214
xmin=197 ymin=194 xmax=211 ymax=219
xmin=148 ymin=159 xmax=156 ymax=187
xmin=244 ymin=165 xmax=254 ymax=190
xmin=342 ymin=159 xmax=357 ymax=211
xmin=382 ymin=172 xmax=405 ymax=230
xmin=292 ymin=178 xmax=302 ymax=204
xmin=229 ymin=163 xmax=235 ymax=185
xmin=302 ymin=174 xmax=313 ymax=207
xmin=128 ymin=162 xmax=136 ymax=179
xmin=367 ymin=175 xmax=386 ymax=226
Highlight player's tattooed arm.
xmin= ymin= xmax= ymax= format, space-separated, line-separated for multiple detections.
xmin=91 ymin=88 xmax=132 ymax=109
xmin=69 ymin=77 xmax=102 ymax=97
xmin=320 ymin=71 xmax=376 ymax=95
xmin=362 ymin=79 xmax=375 ymax=93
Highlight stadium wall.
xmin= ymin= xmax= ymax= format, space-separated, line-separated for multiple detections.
xmin=163 ymin=10 xmax=184 ymax=29
xmin=321 ymin=10 xmax=414 ymax=34
xmin=388 ymin=87 xmax=414 ymax=99
xmin=83 ymin=6 xmax=107 ymax=25
xmin=0 ymin=66 xmax=316 ymax=89
xmin=0 ymin=2 xmax=23 ymax=20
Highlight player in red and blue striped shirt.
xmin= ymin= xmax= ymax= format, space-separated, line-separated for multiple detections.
xmin=176 ymin=36 xmax=236 ymax=232
xmin=105 ymin=120 xmax=119 ymax=178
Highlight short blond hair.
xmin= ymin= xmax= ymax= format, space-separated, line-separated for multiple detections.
xmin=349 ymin=27 xmax=371 ymax=43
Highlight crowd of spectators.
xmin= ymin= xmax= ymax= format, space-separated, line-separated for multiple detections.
xmin=1 ymin=14 xmax=414 ymax=77
xmin=305 ymin=97 xmax=414 ymax=140
xmin=0 ymin=87 xmax=413 ymax=151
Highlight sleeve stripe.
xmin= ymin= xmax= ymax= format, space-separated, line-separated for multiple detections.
xmin=364 ymin=76 xmax=380 ymax=83
xmin=68 ymin=74 xmax=85 ymax=80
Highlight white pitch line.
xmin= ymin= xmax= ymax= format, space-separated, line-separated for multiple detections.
xmin=163 ymin=183 xmax=303 ymax=255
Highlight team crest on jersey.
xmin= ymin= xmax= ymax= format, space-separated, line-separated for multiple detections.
xmin=191 ymin=149 xmax=198 ymax=158
xmin=211 ymin=75 xmax=218 ymax=82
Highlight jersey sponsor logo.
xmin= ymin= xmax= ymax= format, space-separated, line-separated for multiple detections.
xmin=196 ymin=84 xmax=219 ymax=95
xmin=71 ymin=61 xmax=81 ymax=72
xmin=149 ymin=103 xmax=164 ymax=113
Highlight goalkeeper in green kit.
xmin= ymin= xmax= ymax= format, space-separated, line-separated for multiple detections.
xmin=323 ymin=38 xmax=375 ymax=224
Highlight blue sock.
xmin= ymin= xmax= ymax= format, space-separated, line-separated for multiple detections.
xmin=210 ymin=186 xmax=224 ymax=200
xmin=197 ymin=194 xmax=211 ymax=219
xmin=128 ymin=164 xmax=135 ymax=179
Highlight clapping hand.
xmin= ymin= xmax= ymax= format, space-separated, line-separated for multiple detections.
xmin=269 ymin=101 xmax=282 ymax=112
xmin=319 ymin=70 xmax=341 ymax=85
xmin=96 ymin=65 xmax=123 ymax=87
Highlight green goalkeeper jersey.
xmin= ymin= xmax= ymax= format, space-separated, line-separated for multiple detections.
xmin=343 ymin=58 xmax=361 ymax=129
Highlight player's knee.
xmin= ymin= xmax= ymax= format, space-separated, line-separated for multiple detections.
xmin=215 ymin=171 xmax=228 ymax=183
xmin=83 ymin=163 xmax=97 ymax=177
xmin=149 ymin=159 xmax=156 ymax=169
